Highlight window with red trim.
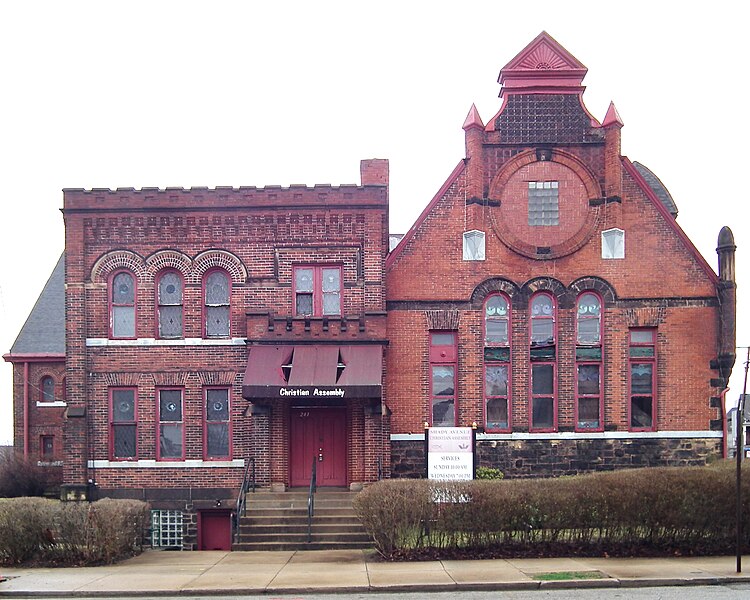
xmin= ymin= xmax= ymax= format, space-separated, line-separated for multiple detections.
xmin=484 ymin=294 xmax=511 ymax=431
xmin=204 ymin=269 xmax=230 ymax=338
xmin=204 ymin=388 xmax=231 ymax=459
xmin=629 ymin=328 xmax=656 ymax=431
xmin=157 ymin=270 xmax=183 ymax=339
xmin=158 ymin=388 xmax=184 ymax=460
xmin=576 ymin=292 xmax=603 ymax=431
xmin=430 ymin=331 xmax=457 ymax=427
xmin=110 ymin=270 xmax=136 ymax=338
xmin=529 ymin=293 xmax=556 ymax=431
xmin=293 ymin=265 xmax=341 ymax=316
xmin=40 ymin=376 xmax=55 ymax=402
xmin=110 ymin=388 xmax=137 ymax=460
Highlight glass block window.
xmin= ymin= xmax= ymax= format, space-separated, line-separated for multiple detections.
xmin=158 ymin=389 xmax=184 ymax=460
xmin=205 ymin=388 xmax=230 ymax=459
xmin=463 ymin=230 xmax=486 ymax=261
xmin=629 ymin=329 xmax=656 ymax=430
xmin=157 ymin=271 xmax=183 ymax=339
xmin=294 ymin=265 xmax=342 ymax=316
xmin=111 ymin=271 xmax=136 ymax=338
xmin=40 ymin=376 xmax=55 ymax=402
xmin=151 ymin=510 xmax=183 ymax=548
xmin=204 ymin=270 xmax=230 ymax=338
xmin=602 ymin=228 xmax=625 ymax=259
xmin=430 ymin=331 xmax=457 ymax=427
xmin=111 ymin=388 xmax=137 ymax=459
xmin=528 ymin=181 xmax=559 ymax=226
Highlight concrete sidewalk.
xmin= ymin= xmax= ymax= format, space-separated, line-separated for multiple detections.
xmin=1 ymin=549 xmax=750 ymax=596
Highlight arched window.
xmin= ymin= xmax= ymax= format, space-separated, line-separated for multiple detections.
xmin=577 ymin=292 xmax=601 ymax=345
xmin=157 ymin=270 xmax=183 ymax=339
xmin=529 ymin=293 xmax=556 ymax=432
xmin=110 ymin=270 xmax=136 ymax=338
xmin=40 ymin=376 xmax=55 ymax=402
xmin=484 ymin=294 xmax=511 ymax=431
xmin=576 ymin=292 xmax=603 ymax=431
xmin=204 ymin=269 xmax=230 ymax=338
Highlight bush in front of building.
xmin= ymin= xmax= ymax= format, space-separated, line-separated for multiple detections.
xmin=0 ymin=497 xmax=150 ymax=566
xmin=353 ymin=463 xmax=750 ymax=559
xmin=0 ymin=454 xmax=50 ymax=498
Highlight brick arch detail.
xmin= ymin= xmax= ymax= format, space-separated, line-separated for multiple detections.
xmin=90 ymin=250 xmax=147 ymax=284
xmin=487 ymin=149 xmax=603 ymax=260
xmin=519 ymin=277 xmax=570 ymax=307
xmin=145 ymin=250 xmax=193 ymax=281
xmin=568 ymin=276 xmax=618 ymax=303
xmin=191 ymin=249 xmax=247 ymax=284
xmin=470 ymin=278 xmax=521 ymax=309
xmin=489 ymin=148 xmax=602 ymax=200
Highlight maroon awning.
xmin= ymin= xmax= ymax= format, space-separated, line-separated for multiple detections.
xmin=242 ymin=344 xmax=383 ymax=400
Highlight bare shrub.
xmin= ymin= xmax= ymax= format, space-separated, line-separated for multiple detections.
xmin=0 ymin=454 xmax=50 ymax=498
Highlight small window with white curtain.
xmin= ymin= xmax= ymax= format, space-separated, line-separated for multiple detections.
xmin=602 ymin=228 xmax=625 ymax=259
xmin=462 ymin=230 xmax=486 ymax=261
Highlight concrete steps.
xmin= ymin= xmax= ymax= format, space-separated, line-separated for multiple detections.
xmin=232 ymin=489 xmax=373 ymax=551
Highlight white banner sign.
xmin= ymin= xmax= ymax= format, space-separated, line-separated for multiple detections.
xmin=427 ymin=427 xmax=474 ymax=481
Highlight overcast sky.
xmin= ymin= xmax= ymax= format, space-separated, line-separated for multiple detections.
xmin=1 ymin=1 xmax=748 ymax=445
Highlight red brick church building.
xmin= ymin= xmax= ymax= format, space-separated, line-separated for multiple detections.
xmin=5 ymin=33 xmax=737 ymax=547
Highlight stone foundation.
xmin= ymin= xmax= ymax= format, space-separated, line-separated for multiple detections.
xmin=391 ymin=437 xmax=723 ymax=479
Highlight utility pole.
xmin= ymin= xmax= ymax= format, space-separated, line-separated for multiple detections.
xmin=736 ymin=347 xmax=749 ymax=573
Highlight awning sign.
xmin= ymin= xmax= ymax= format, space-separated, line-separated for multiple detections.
xmin=427 ymin=427 xmax=474 ymax=481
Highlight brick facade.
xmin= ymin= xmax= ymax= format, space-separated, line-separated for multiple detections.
xmin=5 ymin=33 xmax=737 ymax=548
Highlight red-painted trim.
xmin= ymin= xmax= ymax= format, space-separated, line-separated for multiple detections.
xmin=483 ymin=293 xmax=512 ymax=433
xmin=628 ymin=328 xmax=657 ymax=432
xmin=292 ymin=264 xmax=343 ymax=317
xmin=23 ymin=361 xmax=29 ymax=458
xmin=386 ymin=160 xmax=466 ymax=270
xmin=622 ymin=157 xmax=718 ymax=284
xmin=203 ymin=387 xmax=232 ymax=460
xmin=575 ymin=291 xmax=604 ymax=433
xmin=157 ymin=387 xmax=185 ymax=461
xmin=3 ymin=353 xmax=65 ymax=363
xmin=202 ymin=268 xmax=231 ymax=339
xmin=110 ymin=387 xmax=138 ymax=461
xmin=109 ymin=269 xmax=137 ymax=339
xmin=529 ymin=293 xmax=558 ymax=433
xmin=155 ymin=269 xmax=184 ymax=339
xmin=429 ymin=331 xmax=458 ymax=427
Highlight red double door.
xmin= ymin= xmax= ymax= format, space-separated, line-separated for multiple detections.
xmin=290 ymin=407 xmax=347 ymax=488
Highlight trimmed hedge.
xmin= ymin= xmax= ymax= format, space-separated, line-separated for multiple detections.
xmin=0 ymin=497 xmax=150 ymax=566
xmin=353 ymin=463 xmax=750 ymax=558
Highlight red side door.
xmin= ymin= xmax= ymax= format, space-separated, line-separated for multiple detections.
xmin=290 ymin=407 xmax=347 ymax=487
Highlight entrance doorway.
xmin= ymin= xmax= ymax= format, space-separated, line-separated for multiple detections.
xmin=290 ymin=407 xmax=347 ymax=487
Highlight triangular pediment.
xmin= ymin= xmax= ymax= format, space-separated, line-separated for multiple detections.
xmin=498 ymin=32 xmax=587 ymax=92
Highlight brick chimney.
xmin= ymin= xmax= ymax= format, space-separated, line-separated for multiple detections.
xmin=360 ymin=159 xmax=389 ymax=186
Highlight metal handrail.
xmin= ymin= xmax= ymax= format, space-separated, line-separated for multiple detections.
xmin=307 ymin=457 xmax=317 ymax=543
xmin=233 ymin=457 xmax=255 ymax=543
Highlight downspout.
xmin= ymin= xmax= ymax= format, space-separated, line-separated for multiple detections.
xmin=721 ymin=386 xmax=730 ymax=459
xmin=23 ymin=361 xmax=29 ymax=458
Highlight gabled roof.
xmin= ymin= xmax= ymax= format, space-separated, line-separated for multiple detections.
xmin=498 ymin=31 xmax=588 ymax=95
xmin=8 ymin=253 xmax=65 ymax=356
xmin=623 ymin=158 xmax=715 ymax=282
xmin=633 ymin=162 xmax=678 ymax=218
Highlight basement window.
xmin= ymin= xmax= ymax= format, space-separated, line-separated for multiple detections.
xmin=151 ymin=510 xmax=183 ymax=548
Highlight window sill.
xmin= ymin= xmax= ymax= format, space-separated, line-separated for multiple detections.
xmin=87 ymin=337 xmax=245 ymax=347
xmin=36 ymin=401 xmax=67 ymax=408
xmin=89 ymin=459 xmax=245 ymax=468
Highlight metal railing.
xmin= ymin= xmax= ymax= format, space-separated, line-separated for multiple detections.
xmin=233 ymin=457 xmax=255 ymax=543
xmin=307 ymin=457 xmax=317 ymax=543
